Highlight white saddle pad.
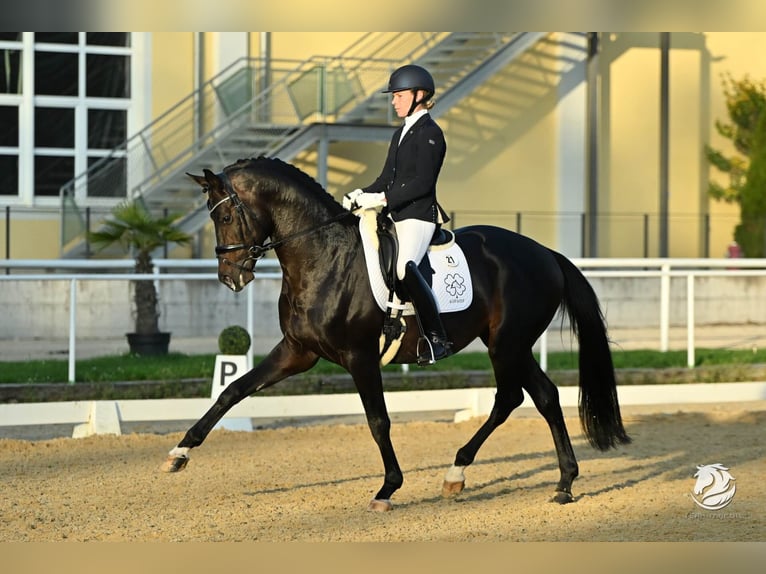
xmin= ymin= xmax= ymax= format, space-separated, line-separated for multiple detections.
xmin=358 ymin=210 xmax=473 ymax=315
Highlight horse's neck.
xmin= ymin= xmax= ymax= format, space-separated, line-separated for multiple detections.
xmin=269 ymin=202 xmax=356 ymax=265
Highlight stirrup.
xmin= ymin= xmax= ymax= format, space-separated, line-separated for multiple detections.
xmin=416 ymin=336 xmax=451 ymax=366
xmin=416 ymin=337 xmax=436 ymax=366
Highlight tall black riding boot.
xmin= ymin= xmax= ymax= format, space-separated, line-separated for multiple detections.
xmin=402 ymin=260 xmax=453 ymax=365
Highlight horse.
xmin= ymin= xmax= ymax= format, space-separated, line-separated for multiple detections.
xmin=161 ymin=156 xmax=631 ymax=511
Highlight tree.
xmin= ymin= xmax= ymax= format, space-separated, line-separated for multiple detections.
xmin=737 ymin=110 xmax=766 ymax=256
xmin=706 ymin=73 xmax=766 ymax=255
xmin=88 ymin=200 xmax=192 ymax=353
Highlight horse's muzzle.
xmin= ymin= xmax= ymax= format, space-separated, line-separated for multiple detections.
xmin=219 ymin=271 xmax=252 ymax=292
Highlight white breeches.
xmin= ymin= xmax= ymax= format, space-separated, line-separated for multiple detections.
xmin=394 ymin=218 xmax=436 ymax=280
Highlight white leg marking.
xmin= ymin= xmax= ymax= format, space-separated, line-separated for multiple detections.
xmin=169 ymin=446 xmax=190 ymax=458
xmin=445 ymin=464 xmax=466 ymax=483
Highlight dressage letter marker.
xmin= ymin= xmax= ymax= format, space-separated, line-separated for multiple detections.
xmin=211 ymin=355 xmax=253 ymax=431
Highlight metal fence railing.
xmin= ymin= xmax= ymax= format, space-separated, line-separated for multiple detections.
xmin=3 ymin=257 xmax=766 ymax=382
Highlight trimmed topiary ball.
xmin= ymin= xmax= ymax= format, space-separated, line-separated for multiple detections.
xmin=218 ymin=325 xmax=251 ymax=355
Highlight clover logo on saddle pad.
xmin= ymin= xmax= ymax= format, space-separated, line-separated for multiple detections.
xmin=691 ymin=463 xmax=736 ymax=510
xmin=444 ymin=273 xmax=467 ymax=298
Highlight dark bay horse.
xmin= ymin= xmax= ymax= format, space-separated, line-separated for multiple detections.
xmin=162 ymin=156 xmax=630 ymax=511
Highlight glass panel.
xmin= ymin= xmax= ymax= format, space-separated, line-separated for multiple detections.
xmin=35 ymin=52 xmax=78 ymax=96
xmin=0 ymin=154 xmax=19 ymax=196
xmin=87 ymin=156 xmax=126 ymax=198
xmin=35 ymin=33 xmax=78 ymax=44
xmin=86 ymin=33 xmax=130 ymax=47
xmin=287 ymin=66 xmax=321 ymax=120
xmin=214 ymin=67 xmax=253 ymax=117
xmin=0 ymin=106 xmax=18 ymax=146
xmin=61 ymin=190 xmax=87 ymax=248
xmin=86 ymin=54 xmax=130 ymax=98
xmin=35 ymin=107 xmax=74 ymax=148
xmin=0 ymin=48 xmax=22 ymax=94
xmin=34 ymin=155 xmax=74 ymax=196
xmin=88 ymin=109 xmax=127 ymax=149
xmin=0 ymin=33 xmax=22 ymax=41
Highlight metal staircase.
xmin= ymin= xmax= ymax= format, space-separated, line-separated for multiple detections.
xmin=60 ymin=32 xmax=545 ymax=258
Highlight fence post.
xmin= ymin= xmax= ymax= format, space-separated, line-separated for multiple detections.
xmin=68 ymin=278 xmax=77 ymax=384
xmin=687 ymin=274 xmax=695 ymax=368
xmin=643 ymin=214 xmax=649 ymax=258
xmin=660 ymin=263 xmax=670 ymax=352
xmin=4 ymin=206 xmax=9 ymax=268
xmin=247 ymin=280 xmax=254 ymax=367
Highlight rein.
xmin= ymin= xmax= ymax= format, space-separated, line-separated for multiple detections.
xmin=209 ymin=172 xmax=354 ymax=271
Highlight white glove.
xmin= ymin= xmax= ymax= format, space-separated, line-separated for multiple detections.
xmin=342 ymin=188 xmax=363 ymax=210
xmin=355 ymin=192 xmax=387 ymax=210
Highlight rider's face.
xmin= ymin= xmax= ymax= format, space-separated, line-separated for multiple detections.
xmin=391 ymin=89 xmax=424 ymax=118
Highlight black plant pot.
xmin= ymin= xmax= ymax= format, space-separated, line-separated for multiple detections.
xmin=126 ymin=332 xmax=171 ymax=356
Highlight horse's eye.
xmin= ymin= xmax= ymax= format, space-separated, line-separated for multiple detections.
xmin=222 ymin=214 xmax=232 ymax=224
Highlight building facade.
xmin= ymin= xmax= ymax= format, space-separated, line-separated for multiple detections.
xmin=0 ymin=32 xmax=761 ymax=260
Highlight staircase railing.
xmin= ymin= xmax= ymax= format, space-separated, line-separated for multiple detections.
xmin=60 ymin=33 xmax=453 ymax=254
xmin=59 ymin=32 xmax=530 ymax=256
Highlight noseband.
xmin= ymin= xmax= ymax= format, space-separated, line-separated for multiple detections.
xmin=208 ymin=171 xmax=353 ymax=273
xmin=208 ymin=174 xmax=270 ymax=272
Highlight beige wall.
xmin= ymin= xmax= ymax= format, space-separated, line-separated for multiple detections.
xmin=600 ymin=32 xmax=766 ymax=257
xmin=151 ymin=33 xmax=196 ymax=121
xmin=8 ymin=32 xmax=766 ymax=260
xmin=4 ymin=216 xmax=60 ymax=259
xmin=268 ymin=32 xmax=365 ymax=60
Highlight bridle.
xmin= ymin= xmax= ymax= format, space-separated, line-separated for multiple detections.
xmin=208 ymin=171 xmax=354 ymax=272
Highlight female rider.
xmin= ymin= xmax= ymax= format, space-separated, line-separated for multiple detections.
xmin=343 ymin=64 xmax=452 ymax=364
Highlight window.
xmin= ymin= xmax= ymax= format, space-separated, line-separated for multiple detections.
xmin=87 ymin=54 xmax=130 ymax=98
xmin=88 ymin=109 xmax=127 ymax=149
xmin=35 ymin=108 xmax=75 ymax=148
xmin=0 ymin=155 xmax=18 ymax=196
xmin=35 ymin=156 xmax=74 ymax=197
xmin=86 ymin=33 xmax=130 ymax=47
xmin=0 ymin=106 xmax=18 ymax=146
xmin=0 ymin=48 xmax=22 ymax=94
xmin=35 ymin=52 xmax=78 ymax=96
xmin=0 ymin=32 xmax=135 ymax=203
xmin=35 ymin=33 xmax=78 ymax=44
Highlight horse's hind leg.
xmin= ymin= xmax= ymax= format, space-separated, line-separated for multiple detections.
xmin=522 ymin=360 xmax=579 ymax=504
xmin=442 ymin=349 xmax=525 ymax=497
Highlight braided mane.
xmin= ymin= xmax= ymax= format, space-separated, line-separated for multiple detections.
xmin=226 ymin=156 xmax=344 ymax=215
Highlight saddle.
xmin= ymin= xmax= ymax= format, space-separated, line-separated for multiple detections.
xmin=375 ymin=211 xmax=454 ymax=300
xmin=374 ymin=212 xmax=455 ymax=364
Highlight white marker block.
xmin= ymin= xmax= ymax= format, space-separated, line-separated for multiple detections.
xmin=211 ymin=354 xmax=253 ymax=431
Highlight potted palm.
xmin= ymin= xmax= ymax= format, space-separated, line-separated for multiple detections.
xmin=87 ymin=199 xmax=192 ymax=355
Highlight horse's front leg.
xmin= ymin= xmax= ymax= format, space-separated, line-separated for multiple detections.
xmin=347 ymin=359 xmax=403 ymax=512
xmin=160 ymin=338 xmax=318 ymax=473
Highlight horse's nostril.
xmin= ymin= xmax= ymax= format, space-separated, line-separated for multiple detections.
xmin=219 ymin=274 xmax=237 ymax=291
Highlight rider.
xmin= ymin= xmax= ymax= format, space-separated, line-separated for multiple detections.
xmin=343 ymin=64 xmax=452 ymax=364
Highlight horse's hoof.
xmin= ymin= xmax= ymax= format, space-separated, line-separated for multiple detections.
xmin=160 ymin=455 xmax=189 ymax=473
xmin=367 ymin=498 xmax=393 ymax=512
xmin=551 ymin=490 xmax=575 ymax=504
xmin=442 ymin=480 xmax=465 ymax=498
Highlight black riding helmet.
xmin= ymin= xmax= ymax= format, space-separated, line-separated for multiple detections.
xmin=382 ymin=64 xmax=435 ymax=116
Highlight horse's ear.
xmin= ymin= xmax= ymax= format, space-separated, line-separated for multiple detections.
xmin=186 ymin=172 xmax=207 ymax=190
xmin=187 ymin=169 xmax=223 ymax=195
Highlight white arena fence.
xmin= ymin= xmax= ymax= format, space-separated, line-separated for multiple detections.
xmin=1 ymin=382 xmax=765 ymax=438
xmin=2 ymin=257 xmax=766 ymax=437
xmin=3 ymin=256 xmax=766 ymax=378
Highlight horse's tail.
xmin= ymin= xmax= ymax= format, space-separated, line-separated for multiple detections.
xmin=551 ymin=250 xmax=631 ymax=451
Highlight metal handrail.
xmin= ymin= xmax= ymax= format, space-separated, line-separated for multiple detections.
xmin=58 ymin=33 xmax=535 ymax=256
